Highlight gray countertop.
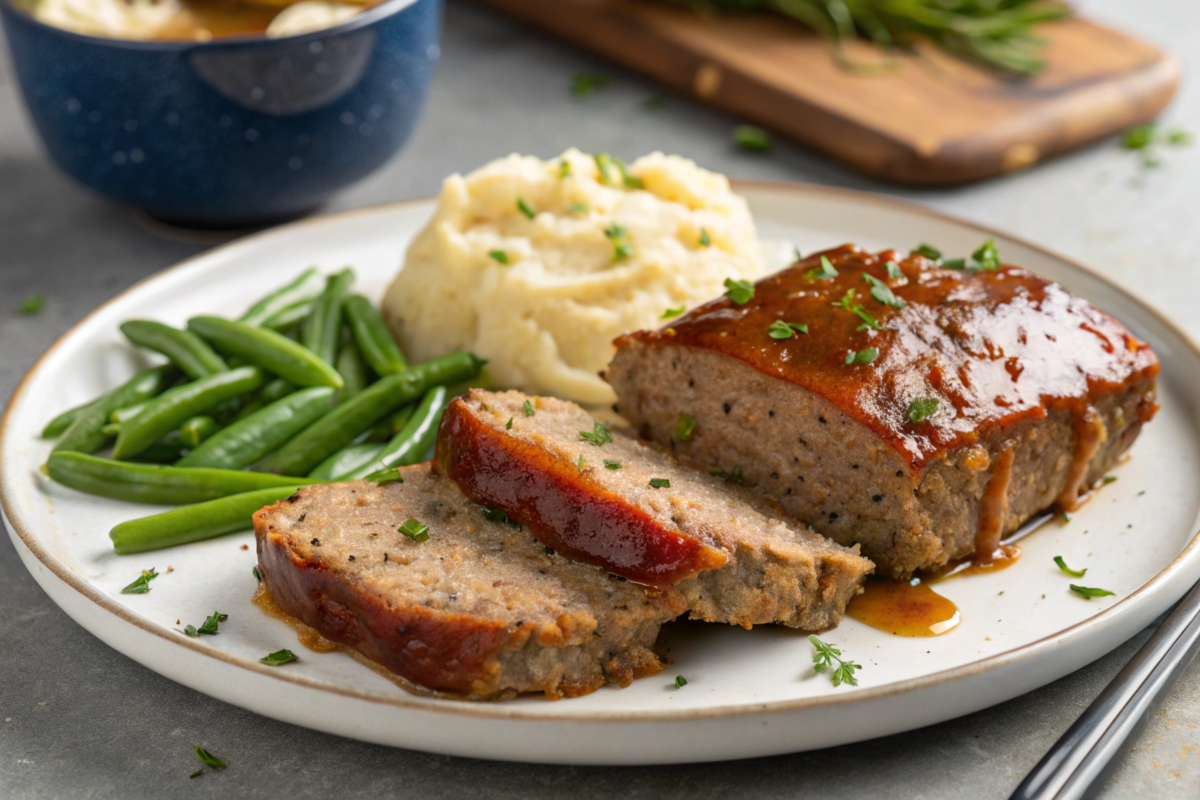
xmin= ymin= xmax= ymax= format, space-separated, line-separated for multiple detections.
xmin=3 ymin=1 xmax=1200 ymax=796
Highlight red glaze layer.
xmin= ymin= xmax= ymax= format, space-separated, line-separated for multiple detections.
xmin=254 ymin=501 xmax=510 ymax=696
xmin=436 ymin=397 xmax=730 ymax=588
xmin=618 ymin=244 xmax=1160 ymax=472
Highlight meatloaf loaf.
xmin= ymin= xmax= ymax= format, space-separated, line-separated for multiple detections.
xmin=606 ymin=244 xmax=1160 ymax=577
xmin=436 ymin=389 xmax=873 ymax=630
xmin=254 ymin=465 xmax=686 ymax=699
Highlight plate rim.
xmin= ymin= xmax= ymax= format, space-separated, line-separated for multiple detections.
xmin=4 ymin=179 xmax=1199 ymax=723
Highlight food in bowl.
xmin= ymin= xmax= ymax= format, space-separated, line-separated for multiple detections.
xmin=382 ymin=149 xmax=766 ymax=406
xmin=24 ymin=0 xmax=377 ymax=39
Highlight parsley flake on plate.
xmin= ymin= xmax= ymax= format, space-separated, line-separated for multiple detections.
xmin=363 ymin=467 xmax=403 ymax=486
xmin=193 ymin=746 xmax=226 ymax=770
xmin=579 ymin=421 xmax=612 ymax=446
xmin=570 ymin=72 xmax=610 ymax=98
xmin=674 ymin=675 xmax=688 ymax=688
xmin=806 ymin=255 xmax=839 ymax=280
xmin=911 ymin=243 xmax=942 ymax=261
xmin=662 ymin=305 xmax=685 ymax=319
xmin=863 ymin=273 xmax=906 ymax=308
xmin=488 ymin=250 xmax=509 ymax=264
xmin=604 ymin=222 xmax=634 ymax=263
xmin=699 ymin=227 xmax=711 ymax=247
xmin=1054 ymin=556 xmax=1086 ymax=578
xmin=768 ymin=320 xmax=808 ymax=339
xmin=260 ymin=649 xmax=299 ymax=666
xmin=523 ymin=399 xmax=536 ymax=417
xmin=516 ymin=197 xmax=536 ymax=220
xmin=506 ymin=416 xmax=514 ymax=430
xmin=1070 ymin=584 xmax=1115 ymax=600
xmin=723 ymin=278 xmax=755 ymax=305
xmin=182 ymin=611 xmax=227 ymax=638
xmin=733 ymin=124 xmax=772 ymax=153
xmin=649 ymin=478 xmax=671 ymax=489
xmin=832 ymin=288 xmax=881 ymax=330
xmin=399 ymin=518 xmax=429 ymax=542
xmin=885 ymin=261 xmax=903 ymax=279
xmin=21 ymin=295 xmax=45 ymax=315
xmin=121 ymin=567 xmax=158 ymax=594
xmin=845 ymin=347 xmax=879 ymax=365
xmin=906 ymin=398 xmax=939 ymax=423
xmin=809 ymin=635 xmax=860 ymax=687
xmin=603 ymin=459 xmax=622 ymax=470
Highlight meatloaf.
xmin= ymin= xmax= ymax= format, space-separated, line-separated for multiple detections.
xmin=606 ymin=244 xmax=1160 ymax=577
xmin=254 ymin=465 xmax=686 ymax=699
xmin=436 ymin=389 xmax=873 ymax=630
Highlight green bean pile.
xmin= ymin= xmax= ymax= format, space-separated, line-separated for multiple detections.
xmin=39 ymin=267 xmax=485 ymax=555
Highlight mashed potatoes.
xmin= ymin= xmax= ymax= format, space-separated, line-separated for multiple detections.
xmin=383 ymin=149 xmax=765 ymax=405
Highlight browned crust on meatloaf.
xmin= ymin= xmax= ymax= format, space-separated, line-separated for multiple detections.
xmin=254 ymin=467 xmax=685 ymax=699
xmin=436 ymin=390 xmax=873 ymax=630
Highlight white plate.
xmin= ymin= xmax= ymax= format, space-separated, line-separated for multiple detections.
xmin=5 ymin=183 xmax=1200 ymax=766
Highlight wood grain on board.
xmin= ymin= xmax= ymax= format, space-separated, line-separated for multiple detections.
xmin=476 ymin=0 xmax=1180 ymax=184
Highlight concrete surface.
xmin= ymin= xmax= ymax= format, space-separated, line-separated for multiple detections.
xmin=2 ymin=0 xmax=1200 ymax=796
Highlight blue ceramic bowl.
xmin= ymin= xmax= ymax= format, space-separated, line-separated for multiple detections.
xmin=0 ymin=0 xmax=441 ymax=225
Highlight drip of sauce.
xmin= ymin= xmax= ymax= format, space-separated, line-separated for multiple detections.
xmin=975 ymin=441 xmax=1015 ymax=560
xmin=252 ymin=583 xmax=339 ymax=653
xmin=847 ymin=579 xmax=960 ymax=637
xmin=1057 ymin=407 xmax=1106 ymax=511
xmin=931 ymin=543 xmax=1022 ymax=581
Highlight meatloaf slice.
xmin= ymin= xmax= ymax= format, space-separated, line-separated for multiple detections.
xmin=436 ymin=389 xmax=873 ymax=630
xmin=254 ymin=465 xmax=686 ymax=700
xmin=606 ymin=244 xmax=1160 ymax=577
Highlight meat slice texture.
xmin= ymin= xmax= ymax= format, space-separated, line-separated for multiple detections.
xmin=254 ymin=465 xmax=686 ymax=700
xmin=606 ymin=244 xmax=1160 ymax=577
xmin=436 ymin=389 xmax=873 ymax=630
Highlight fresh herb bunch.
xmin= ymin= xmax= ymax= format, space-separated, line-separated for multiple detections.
xmin=667 ymin=0 xmax=1069 ymax=76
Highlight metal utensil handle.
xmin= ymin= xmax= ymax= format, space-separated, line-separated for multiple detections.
xmin=1009 ymin=578 xmax=1200 ymax=800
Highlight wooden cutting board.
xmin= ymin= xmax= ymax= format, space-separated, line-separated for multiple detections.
xmin=475 ymin=0 xmax=1180 ymax=184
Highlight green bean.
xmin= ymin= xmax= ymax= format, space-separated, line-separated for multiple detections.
xmin=238 ymin=267 xmax=325 ymax=327
xmin=255 ymin=350 xmax=483 ymax=476
xmin=47 ymin=452 xmax=315 ymax=506
xmin=124 ymin=432 xmax=189 ymax=464
xmin=110 ymin=486 xmax=304 ymax=554
xmin=260 ymin=377 xmax=295 ymax=404
xmin=302 ymin=268 xmax=354 ymax=364
xmin=187 ymin=316 xmax=343 ymax=389
xmin=54 ymin=366 xmax=176 ymax=454
xmin=344 ymin=294 xmax=407 ymax=375
xmin=119 ymin=320 xmax=228 ymax=380
xmin=113 ymin=366 xmax=265 ymax=460
xmin=334 ymin=333 xmax=368 ymax=402
xmin=101 ymin=422 xmax=120 ymax=437
xmin=261 ymin=302 xmax=313 ymax=333
xmin=307 ymin=442 xmax=385 ymax=481
xmin=42 ymin=399 xmax=96 ymax=439
xmin=180 ymin=415 xmax=219 ymax=448
xmin=344 ymin=386 xmax=448 ymax=479
xmin=175 ymin=386 xmax=336 ymax=470
xmin=110 ymin=402 xmax=147 ymax=425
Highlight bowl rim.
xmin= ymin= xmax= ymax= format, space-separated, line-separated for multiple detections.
xmin=0 ymin=0 xmax=429 ymax=50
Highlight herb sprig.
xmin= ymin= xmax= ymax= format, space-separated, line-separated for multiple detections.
xmin=579 ymin=421 xmax=613 ymax=447
xmin=121 ymin=567 xmax=158 ymax=594
xmin=809 ymin=635 xmax=860 ymax=687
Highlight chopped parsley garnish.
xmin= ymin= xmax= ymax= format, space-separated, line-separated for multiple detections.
xmin=190 ymin=770 xmax=203 ymax=779
xmin=1054 ymin=556 xmax=1086 ymax=578
xmin=733 ymin=124 xmax=772 ymax=153
xmin=885 ymin=261 xmax=902 ymax=279
xmin=845 ymin=347 xmax=879 ymax=365
xmin=579 ymin=421 xmax=613 ymax=446
xmin=603 ymin=459 xmax=622 ymax=470
xmin=399 ymin=518 xmax=429 ymax=542
xmin=643 ymin=93 xmax=667 ymax=110
xmin=1059 ymin=510 xmax=1071 ymax=523
xmin=567 ymin=202 xmax=589 ymax=215
xmin=523 ymin=399 xmax=535 ymax=417
xmin=570 ymin=72 xmax=610 ymax=98
xmin=699 ymin=227 xmax=711 ymax=247
xmin=21 ymin=295 xmax=45 ymax=315
xmin=768 ymin=320 xmax=808 ymax=339
xmin=832 ymin=288 xmax=881 ymax=330
xmin=806 ymin=255 xmax=839 ymax=280
xmin=593 ymin=153 xmax=643 ymax=189
xmin=558 ymin=159 xmax=571 ymax=179
xmin=604 ymin=222 xmax=634 ymax=263
xmin=911 ymin=243 xmax=942 ymax=261
xmin=676 ymin=414 xmax=696 ymax=441
xmin=674 ymin=675 xmax=687 ymax=688
xmin=723 ymin=278 xmax=755 ymax=305
xmin=649 ymin=478 xmax=671 ymax=489
xmin=506 ymin=417 xmax=514 ymax=430
xmin=363 ymin=467 xmax=403 ymax=485
xmin=253 ymin=566 xmax=262 ymax=583
xmin=193 ymin=746 xmax=226 ymax=770
xmin=708 ymin=465 xmax=743 ymax=484
xmin=183 ymin=611 xmax=228 ymax=638
xmin=906 ymin=398 xmax=939 ymax=423
xmin=488 ymin=250 xmax=509 ymax=264
xmin=809 ymin=635 xmax=860 ymax=687
xmin=481 ymin=506 xmax=521 ymax=530
xmin=578 ymin=454 xmax=586 ymax=471
xmin=794 ymin=247 xmax=803 ymax=261
xmin=1102 ymin=475 xmax=1118 ymax=484
xmin=1070 ymin=584 xmax=1115 ymax=600
xmin=260 ymin=649 xmax=299 ymax=666
xmin=1121 ymin=123 xmax=1192 ymax=167
xmin=121 ymin=567 xmax=158 ymax=594
xmin=943 ymin=238 xmax=1001 ymax=272
xmin=662 ymin=305 xmax=685 ymax=319
xmin=516 ymin=197 xmax=536 ymax=220
xmin=863 ymin=273 xmax=906 ymax=308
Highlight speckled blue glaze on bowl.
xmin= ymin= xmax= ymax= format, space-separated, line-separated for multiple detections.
xmin=0 ymin=0 xmax=441 ymax=225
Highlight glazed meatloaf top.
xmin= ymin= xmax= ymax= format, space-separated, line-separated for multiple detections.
xmin=254 ymin=466 xmax=685 ymax=699
xmin=437 ymin=390 xmax=871 ymax=629
xmin=615 ymin=244 xmax=1160 ymax=472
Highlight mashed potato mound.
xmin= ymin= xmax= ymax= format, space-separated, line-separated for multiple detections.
xmin=383 ymin=149 xmax=765 ymax=405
